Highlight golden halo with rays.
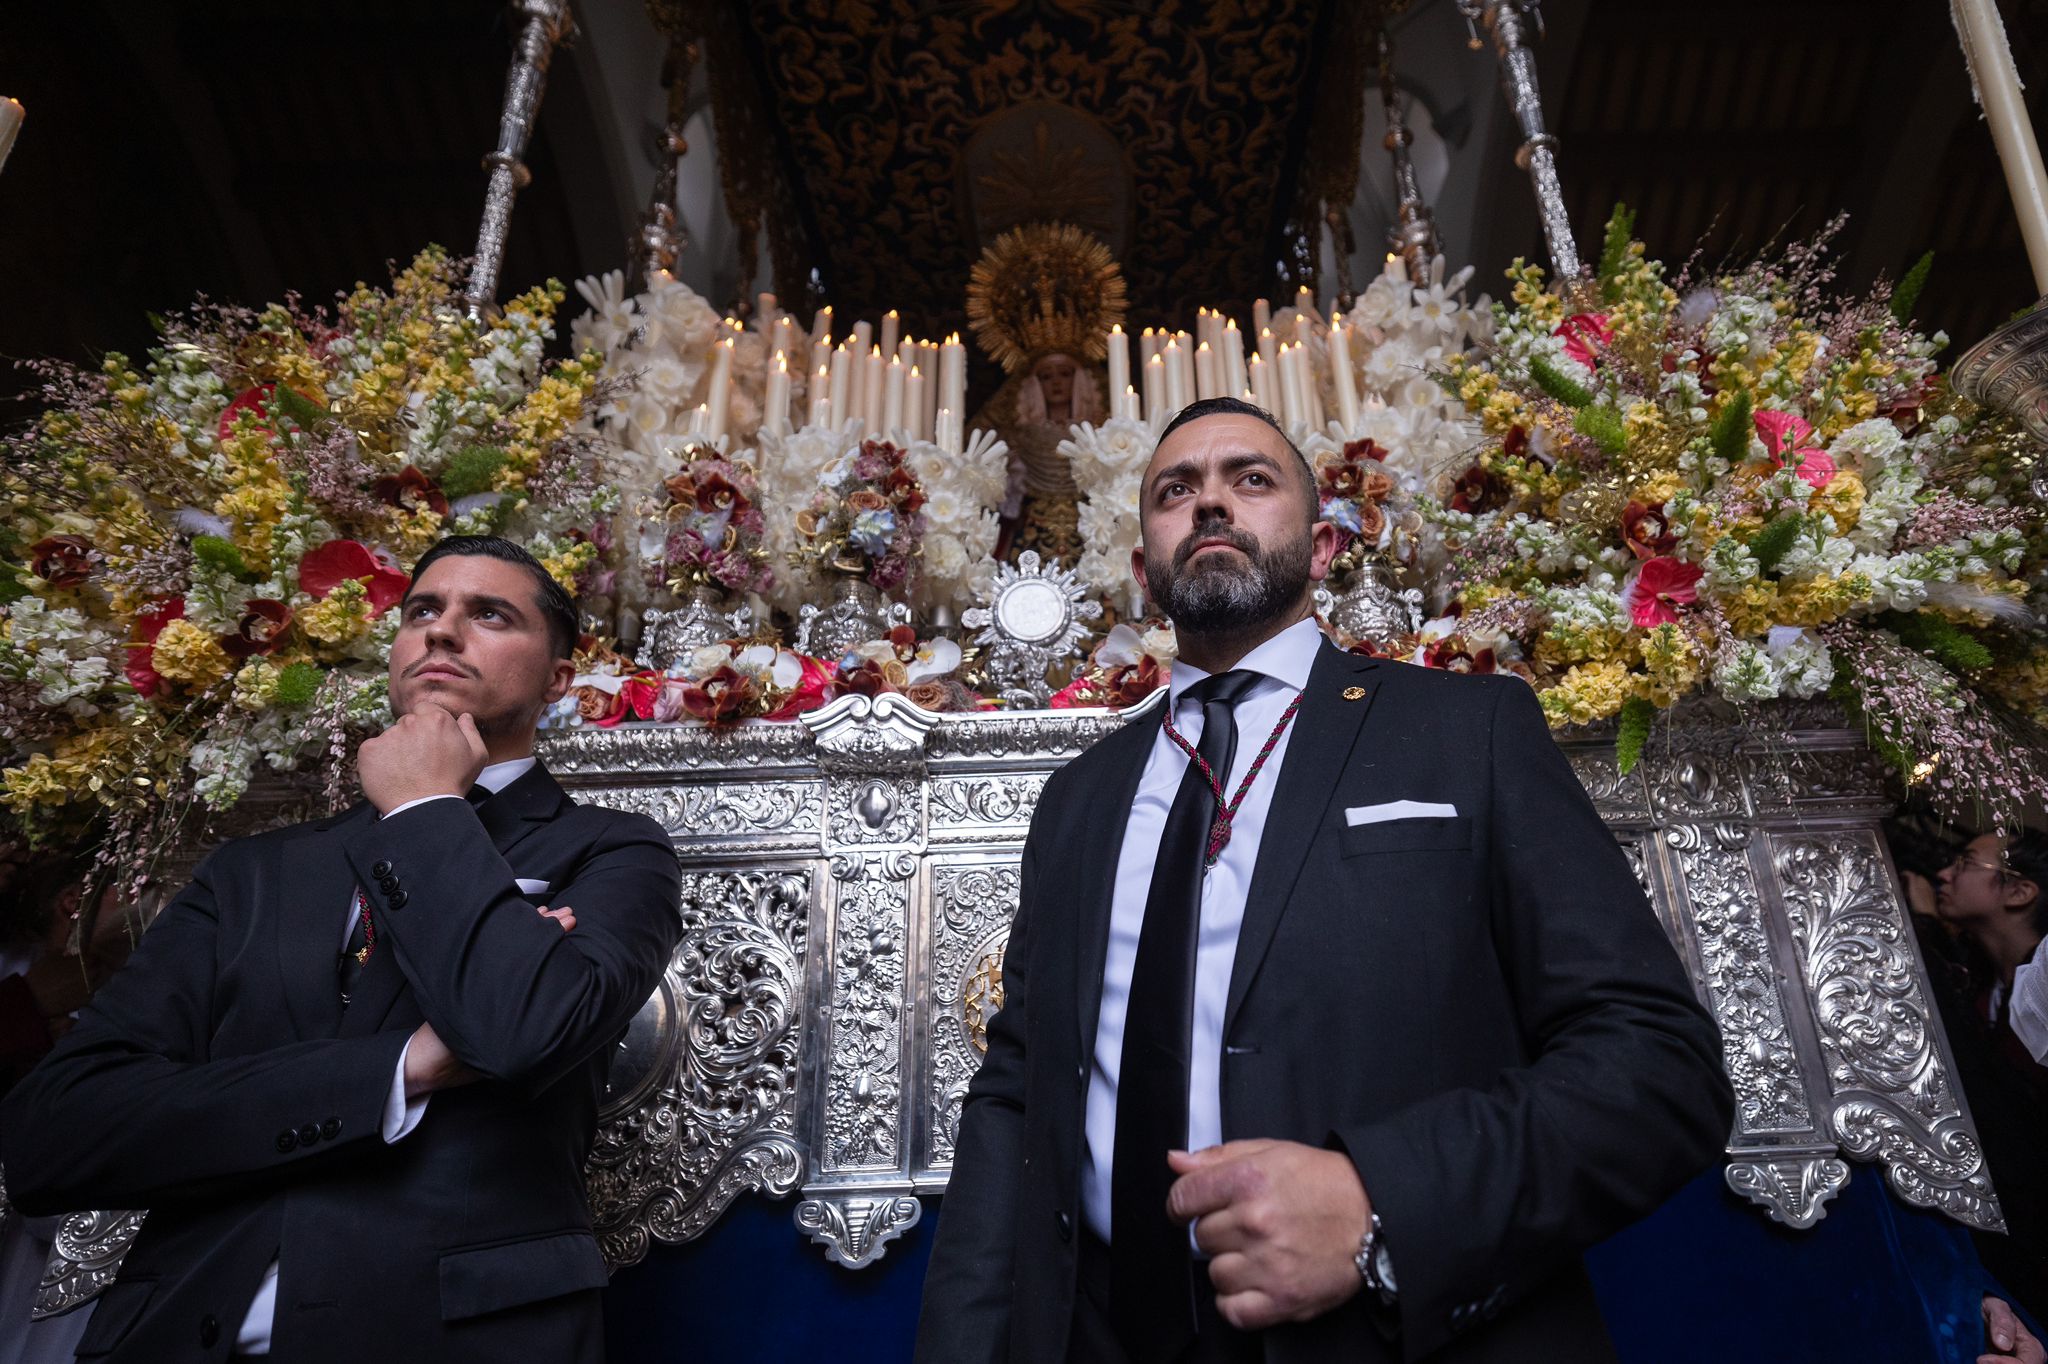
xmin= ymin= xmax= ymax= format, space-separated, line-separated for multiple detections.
xmin=965 ymin=221 xmax=1128 ymax=375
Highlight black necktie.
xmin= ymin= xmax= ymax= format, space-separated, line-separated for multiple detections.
xmin=339 ymin=783 xmax=494 ymax=1004
xmin=1111 ymin=668 xmax=1261 ymax=1360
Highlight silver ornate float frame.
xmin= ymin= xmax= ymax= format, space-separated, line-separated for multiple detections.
xmin=16 ymin=695 xmax=2005 ymax=1311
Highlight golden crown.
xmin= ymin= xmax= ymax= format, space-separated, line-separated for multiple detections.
xmin=965 ymin=222 xmax=1128 ymax=374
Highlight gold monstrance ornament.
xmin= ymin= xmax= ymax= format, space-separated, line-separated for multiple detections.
xmin=964 ymin=221 xmax=1128 ymax=374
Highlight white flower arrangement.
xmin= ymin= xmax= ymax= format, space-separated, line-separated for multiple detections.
xmin=908 ymin=428 xmax=1008 ymax=612
xmin=1061 ymin=415 xmax=1164 ymax=617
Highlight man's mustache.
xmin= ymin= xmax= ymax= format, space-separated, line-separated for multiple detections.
xmin=1173 ymin=521 xmax=1261 ymax=573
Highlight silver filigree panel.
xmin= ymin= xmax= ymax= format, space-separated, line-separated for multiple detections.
xmin=820 ymin=855 xmax=914 ymax=1172
xmin=925 ymin=860 xmax=1020 ymax=1170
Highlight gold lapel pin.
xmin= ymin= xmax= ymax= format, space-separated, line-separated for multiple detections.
xmin=1342 ymin=685 xmax=1367 ymax=701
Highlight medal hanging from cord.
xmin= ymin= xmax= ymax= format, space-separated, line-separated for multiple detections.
xmin=1161 ymin=693 xmax=1302 ymax=867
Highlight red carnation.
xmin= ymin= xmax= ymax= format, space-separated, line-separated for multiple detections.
xmin=299 ymin=539 xmax=410 ymax=616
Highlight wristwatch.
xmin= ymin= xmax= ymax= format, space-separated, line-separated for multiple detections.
xmin=1355 ymin=1211 xmax=1397 ymax=1304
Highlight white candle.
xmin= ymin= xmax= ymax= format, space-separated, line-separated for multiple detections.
xmin=1295 ymin=285 xmax=1316 ymax=321
xmin=809 ymin=335 xmax=832 ymax=395
xmin=1257 ymin=324 xmax=1278 ymax=380
xmin=879 ymin=310 xmax=900 ymax=367
xmin=811 ymin=304 xmax=833 ymax=343
xmin=920 ymin=341 xmax=941 ymax=437
xmin=828 ymin=343 xmax=853 ymax=427
xmin=1143 ymin=351 xmax=1167 ymax=421
xmin=906 ymin=364 xmax=926 ymax=441
xmin=765 ymin=352 xmax=792 ymax=437
xmin=1140 ymin=327 xmax=1161 ymax=368
xmin=1194 ymin=341 xmax=1219 ymax=399
xmin=0 ymin=99 xmax=20 ymax=179
xmin=862 ymin=345 xmax=886 ymax=435
xmin=690 ymin=403 xmax=711 ymax=441
xmin=852 ymin=319 xmax=873 ymax=360
xmin=1163 ymin=338 xmax=1190 ymax=413
xmin=1124 ymin=384 xmax=1141 ymax=423
xmin=1176 ymin=333 xmax=1196 ymax=407
xmin=1952 ymin=0 xmax=2048 ymax=292
xmin=883 ymin=355 xmax=906 ymax=437
xmin=810 ymin=365 xmax=833 ymax=427
xmin=1281 ymin=343 xmax=1306 ymax=429
xmin=1249 ymin=351 xmax=1275 ymax=412
xmin=1330 ymin=320 xmax=1361 ymax=432
xmin=757 ymin=291 xmax=777 ymax=325
xmin=1305 ymin=337 xmax=1326 ymax=431
xmin=937 ymin=407 xmax=958 ymax=456
xmin=1107 ymin=324 xmax=1131 ymax=405
xmin=705 ymin=337 xmax=734 ymax=440
xmin=1222 ymin=318 xmax=1248 ymax=397
xmin=940 ymin=333 xmax=967 ymax=426
xmin=1252 ymin=297 xmax=1271 ymax=336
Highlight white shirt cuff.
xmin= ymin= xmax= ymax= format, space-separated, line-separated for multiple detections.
xmin=383 ymin=792 xmax=466 ymax=820
xmin=384 ymin=1036 xmax=430 ymax=1142
xmin=2011 ymin=949 xmax=2048 ymax=1066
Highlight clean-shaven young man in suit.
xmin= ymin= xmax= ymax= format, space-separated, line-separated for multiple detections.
xmin=2 ymin=536 xmax=681 ymax=1362
xmin=918 ymin=399 xmax=1734 ymax=1363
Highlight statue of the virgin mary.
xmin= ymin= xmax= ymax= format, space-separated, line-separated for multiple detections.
xmin=964 ymin=222 xmax=1127 ymax=567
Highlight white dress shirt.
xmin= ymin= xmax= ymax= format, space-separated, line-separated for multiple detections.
xmin=2011 ymin=945 xmax=2048 ymax=1065
xmin=236 ymin=756 xmax=536 ymax=1353
xmin=1082 ymin=617 xmax=1321 ymax=1244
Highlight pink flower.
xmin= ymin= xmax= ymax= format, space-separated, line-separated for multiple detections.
xmin=1626 ymin=557 xmax=1704 ymax=628
xmin=1553 ymin=313 xmax=1614 ymax=369
xmin=1753 ymin=410 xmax=1836 ymax=489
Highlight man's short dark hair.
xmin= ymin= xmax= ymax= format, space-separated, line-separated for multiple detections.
xmin=405 ymin=535 xmax=579 ymax=661
xmin=2003 ymin=828 xmax=2048 ymax=938
xmin=1157 ymin=396 xmax=1319 ymax=522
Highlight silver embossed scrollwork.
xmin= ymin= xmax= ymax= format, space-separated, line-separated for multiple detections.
xmin=793 ymin=1193 xmax=924 ymax=1270
xmin=33 ymin=1209 xmax=149 ymax=1320
xmin=1772 ymin=833 xmax=2005 ymax=1232
xmin=927 ymin=863 xmax=1020 ymax=1167
xmin=586 ymin=868 xmax=812 ymax=1270
xmin=1724 ymin=1156 xmax=1851 ymax=1230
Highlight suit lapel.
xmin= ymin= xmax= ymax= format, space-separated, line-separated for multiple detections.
xmin=1223 ymin=644 xmax=1382 ymax=1034
xmin=275 ymin=803 xmax=374 ymax=1041
xmin=1073 ymin=704 xmax=1163 ymax=1056
xmin=338 ymin=764 xmax=571 ymax=1039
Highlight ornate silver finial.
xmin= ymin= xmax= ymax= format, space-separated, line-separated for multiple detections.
xmin=1456 ymin=0 xmax=1579 ymax=279
xmin=464 ymin=0 xmax=574 ymax=320
xmin=1316 ymin=557 xmax=1423 ymax=649
xmin=795 ymin=571 xmax=911 ymax=661
xmin=961 ymin=552 xmax=1103 ymax=706
xmin=1379 ymin=30 xmax=1443 ymax=284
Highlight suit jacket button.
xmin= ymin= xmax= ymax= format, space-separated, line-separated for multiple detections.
xmin=321 ymin=1117 xmax=341 ymax=1141
xmin=276 ymin=1129 xmax=298 ymax=1153
xmin=388 ymin=890 xmax=408 ymax=909
xmin=298 ymin=1122 xmax=321 ymax=1146
xmin=1055 ymin=1210 xmax=1072 ymax=1242
xmin=377 ymin=876 xmax=399 ymax=895
xmin=1075 ymin=1063 xmax=1085 ymax=1086
xmin=370 ymin=860 xmax=393 ymax=879
xmin=199 ymin=1314 xmax=220 ymax=1347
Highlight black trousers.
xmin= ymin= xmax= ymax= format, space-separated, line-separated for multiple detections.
xmin=1071 ymin=1230 xmax=1262 ymax=1364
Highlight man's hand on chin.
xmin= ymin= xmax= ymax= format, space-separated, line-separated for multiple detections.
xmin=1169 ymin=1139 xmax=1370 ymax=1330
xmin=358 ymin=706 xmax=489 ymax=814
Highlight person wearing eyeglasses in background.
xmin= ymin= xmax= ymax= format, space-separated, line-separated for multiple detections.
xmin=1931 ymin=829 xmax=2048 ymax=1350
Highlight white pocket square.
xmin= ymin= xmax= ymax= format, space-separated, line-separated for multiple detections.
xmin=1345 ymin=800 xmax=1458 ymax=826
xmin=515 ymin=877 xmax=552 ymax=896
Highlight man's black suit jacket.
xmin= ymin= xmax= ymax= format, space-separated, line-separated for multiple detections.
xmin=1 ymin=764 xmax=681 ymax=1363
xmin=918 ymin=645 xmax=1734 ymax=1363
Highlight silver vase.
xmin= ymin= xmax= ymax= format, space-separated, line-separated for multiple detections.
xmin=637 ymin=583 xmax=752 ymax=671
xmin=1320 ymin=558 xmax=1423 ymax=649
xmin=796 ymin=567 xmax=909 ymax=660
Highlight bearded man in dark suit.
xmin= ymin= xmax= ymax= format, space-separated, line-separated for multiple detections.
xmin=3 ymin=535 xmax=681 ymax=1362
xmin=917 ymin=398 xmax=1734 ymax=1363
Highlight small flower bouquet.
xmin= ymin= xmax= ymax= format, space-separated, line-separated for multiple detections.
xmin=834 ymin=624 xmax=979 ymax=712
xmin=1315 ymin=437 xmax=1400 ymax=573
xmin=654 ymin=449 xmax=772 ymax=596
xmin=793 ymin=439 xmax=928 ymax=594
xmin=1050 ymin=620 xmax=1177 ymax=708
xmin=0 ymin=247 xmax=612 ymax=879
xmin=1431 ymin=207 xmax=2048 ymax=820
xmin=550 ymin=636 xmax=833 ymax=730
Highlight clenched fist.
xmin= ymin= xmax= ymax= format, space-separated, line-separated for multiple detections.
xmin=358 ymin=707 xmax=488 ymax=815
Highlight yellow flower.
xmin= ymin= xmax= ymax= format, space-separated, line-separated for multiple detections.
xmin=1811 ymin=470 xmax=1864 ymax=533
xmin=1719 ymin=581 xmax=1781 ymax=638
xmin=540 ymin=540 xmax=597 ymax=593
xmin=232 ymin=660 xmax=283 ymax=712
xmin=1776 ymin=573 xmax=1869 ymax=628
xmin=1537 ymin=660 xmax=1637 ymax=726
xmin=299 ymin=578 xmax=373 ymax=647
xmin=1638 ymin=624 xmax=1701 ymax=707
xmin=0 ymin=754 xmax=70 ymax=811
xmin=1632 ymin=472 xmax=1686 ymax=506
xmin=151 ymin=618 xmax=233 ymax=688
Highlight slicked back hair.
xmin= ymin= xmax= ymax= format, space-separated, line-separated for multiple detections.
xmin=1156 ymin=396 xmax=1319 ymax=524
xmin=405 ymin=535 xmax=579 ymax=661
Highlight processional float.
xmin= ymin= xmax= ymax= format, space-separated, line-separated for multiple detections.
xmin=22 ymin=0 xmax=2048 ymax=1321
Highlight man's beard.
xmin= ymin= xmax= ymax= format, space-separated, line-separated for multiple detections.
xmin=1143 ymin=518 xmax=1313 ymax=636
